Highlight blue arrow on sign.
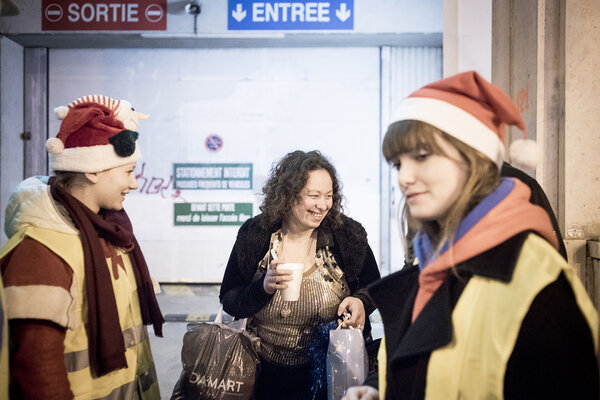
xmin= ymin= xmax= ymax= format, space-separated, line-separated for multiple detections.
xmin=228 ymin=0 xmax=354 ymax=30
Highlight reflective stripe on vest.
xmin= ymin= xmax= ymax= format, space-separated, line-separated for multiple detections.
xmin=425 ymin=234 xmax=599 ymax=399
xmin=65 ymin=324 xmax=148 ymax=372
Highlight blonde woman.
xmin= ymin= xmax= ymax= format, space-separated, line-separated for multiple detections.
xmin=0 ymin=95 xmax=163 ymax=399
xmin=345 ymin=71 xmax=598 ymax=399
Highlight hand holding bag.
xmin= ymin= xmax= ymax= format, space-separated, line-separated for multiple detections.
xmin=171 ymin=306 xmax=260 ymax=400
xmin=326 ymin=325 xmax=368 ymax=400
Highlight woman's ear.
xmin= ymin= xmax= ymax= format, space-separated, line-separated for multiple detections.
xmin=84 ymin=171 xmax=99 ymax=184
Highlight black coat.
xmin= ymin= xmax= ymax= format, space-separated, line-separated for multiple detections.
xmin=219 ymin=213 xmax=381 ymax=334
xmin=501 ymin=162 xmax=567 ymax=260
xmin=365 ymin=232 xmax=598 ymax=399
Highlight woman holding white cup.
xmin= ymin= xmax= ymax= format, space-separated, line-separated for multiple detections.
xmin=220 ymin=150 xmax=380 ymax=400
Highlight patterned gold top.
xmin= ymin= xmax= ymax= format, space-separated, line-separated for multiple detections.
xmin=249 ymin=230 xmax=350 ymax=366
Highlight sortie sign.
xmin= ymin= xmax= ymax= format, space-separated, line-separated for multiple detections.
xmin=42 ymin=0 xmax=166 ymax=31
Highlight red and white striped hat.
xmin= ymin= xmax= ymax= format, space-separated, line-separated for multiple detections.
xmin=389 ymin=71 xmax=539 ymax=169
xmin=47 ymin=95 xmax=149 ymax=173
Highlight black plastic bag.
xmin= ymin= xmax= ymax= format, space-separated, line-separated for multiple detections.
xmin=171 ymin=309 xmax=260 ymax=400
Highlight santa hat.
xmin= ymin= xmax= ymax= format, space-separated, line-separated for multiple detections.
xmin=389 ymin=71 xmax=539 ymax=169
xmin=47 ymin=95 xmax=149 ymax=173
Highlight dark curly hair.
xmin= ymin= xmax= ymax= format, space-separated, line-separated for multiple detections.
xmin=259 ymin=150 xmax=344 ymax=230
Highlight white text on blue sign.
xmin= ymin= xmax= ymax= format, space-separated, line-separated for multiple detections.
xmin=228 ymin=0 xmax=354 ymax=30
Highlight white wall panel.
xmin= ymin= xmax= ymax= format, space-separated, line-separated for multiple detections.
xmin=49 ymin=47 xmax=380 ymax=282
xmin=382 ymin=46 xmax=443 ymax=274
xmin=0 ymin=38 xmax=24 ymax=247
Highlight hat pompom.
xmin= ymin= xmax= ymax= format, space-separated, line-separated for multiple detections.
xmin=54 ymin=106 xmax=69 ymax=120
xmin=46 ymin=137 xmax=64 ymax=154
xmin=509 ymin=139 xmax=541 ymax=169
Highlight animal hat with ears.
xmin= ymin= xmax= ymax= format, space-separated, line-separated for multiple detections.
xmin=47 ymin=94 xmax=150 ymax=173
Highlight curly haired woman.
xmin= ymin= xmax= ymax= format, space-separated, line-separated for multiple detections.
xmin=220 ymin=150 xmax=381 ymax=400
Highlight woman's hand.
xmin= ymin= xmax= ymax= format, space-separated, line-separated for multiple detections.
xmin=262 ymin=258 xmax=293 ymax=294
xmin=338 ymin=296 xmax=366 ymax=330
xmin=342 ymin=386 xmax=379 ymax=400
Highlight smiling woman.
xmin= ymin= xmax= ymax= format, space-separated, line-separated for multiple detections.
xmin=87 ymin=162 xmax=139 ymax=213
xmin=0 ymin=95 xmax=163 ymax=399
xmin=287 ymin=169 xmax=333 ymax=231
xmin=218 ymin=150 xmax=380 ymax=400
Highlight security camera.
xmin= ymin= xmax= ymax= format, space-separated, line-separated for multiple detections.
xmin=184 ymin=1 xmax=201 ymax=15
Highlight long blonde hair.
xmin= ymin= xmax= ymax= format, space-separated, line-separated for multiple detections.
xmin=383 ymin=120 xmax=501 ymax=254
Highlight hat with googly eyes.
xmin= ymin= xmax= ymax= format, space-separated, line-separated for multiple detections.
xmin=46 ymin=94 xmax=150 ymax=173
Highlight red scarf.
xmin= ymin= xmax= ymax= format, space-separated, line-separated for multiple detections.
xmin=50 ymin=178 xmax=164 ymax=377
xmin=412 ymin=178 xmax=559 ymax=322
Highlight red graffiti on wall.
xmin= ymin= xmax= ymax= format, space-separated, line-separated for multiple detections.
xmin=135 ymin=162 xmax=187 ymax=202
xmin=516 ymin=85 xmax=529 ymax=113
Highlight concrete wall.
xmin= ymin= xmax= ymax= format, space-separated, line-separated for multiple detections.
xmin=492 ymin=0 xmax=600 ymax=304
xmin=492 ymin=0 xmax=600 ymax=241
xmin=564 ymin=0 xmax=600 ymax=240
xmin=492 ymin=0 xmax=561 ymax=220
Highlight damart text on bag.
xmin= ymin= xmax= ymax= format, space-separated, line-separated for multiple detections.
xmin=171 ymin=310 xmax=261 ymax=400
xmin=188 ymin=372 xmax=246 ymax=393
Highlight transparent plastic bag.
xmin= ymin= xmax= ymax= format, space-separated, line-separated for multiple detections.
xmin=171 ymin=307 xmax=260 ymax=400
xmin=326 ymin=326 xmax=368 ymax=400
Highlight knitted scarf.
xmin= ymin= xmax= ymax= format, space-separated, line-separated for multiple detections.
xmin=49 ymin=178 xmax=164 ymax=377
xmin=411 ymin=178 xmax=559 ymax=322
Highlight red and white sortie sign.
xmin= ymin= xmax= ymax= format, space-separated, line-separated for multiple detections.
xmin=42 ymin=0 xmax=166 ymax=31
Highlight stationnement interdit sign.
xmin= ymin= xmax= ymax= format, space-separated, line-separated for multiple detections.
xmin=173 ymin=163 xmax=253 ymax=191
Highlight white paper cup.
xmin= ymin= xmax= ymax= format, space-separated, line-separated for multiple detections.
xmin=277 ymin=262 xmax=304 ymax=301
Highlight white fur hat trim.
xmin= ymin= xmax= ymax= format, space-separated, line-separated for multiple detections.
xmin=509 ymin=139 xmax=541 ymax=169
xmin=45 ymin=137 xmax=64 ymax=153
xmin=54 ymin=106 xmax=69 ymax=120
xmin=49 ymin=143 xmax=141 ymax=173
xmin=391 ymin=97 xmax=505 ymax=168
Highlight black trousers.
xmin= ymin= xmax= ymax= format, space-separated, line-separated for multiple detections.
xmin=254 ymin=357 xmax=326 ymax=400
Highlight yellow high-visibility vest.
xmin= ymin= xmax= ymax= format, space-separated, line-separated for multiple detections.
xmin=0 ymin=277 xmax=8 ymax=400
xmin=426 ymin=234 xmax=598 ymax=399
xmin=378 ymin=234 xmax=598 ymax=400
xmin=1 ymin=227 xmax=160 ymax=400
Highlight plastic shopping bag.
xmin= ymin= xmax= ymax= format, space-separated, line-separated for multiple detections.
xmin=171 ymin=307 xmax=260 ymax=400
xmin=326 ymin=326 xmax=369 ymax=400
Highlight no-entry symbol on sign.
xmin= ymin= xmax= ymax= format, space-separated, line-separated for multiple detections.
xmin=145 ymin=4 xmax=163 ymax=23
xmin=205 ymin=134 xmax=224 ymax=152
xmin=45 ymin=3 xmax=63 ymax=22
